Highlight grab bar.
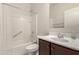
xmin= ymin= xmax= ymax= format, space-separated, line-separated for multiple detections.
xmin=13 ymin=31 xmax=23 ymax=38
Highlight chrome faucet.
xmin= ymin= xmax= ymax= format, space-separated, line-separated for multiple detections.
xmin=57 ymin=33 xmax=64 ymax=39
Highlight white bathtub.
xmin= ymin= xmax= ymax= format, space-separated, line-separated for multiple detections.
xmin=0 ymin=42 xmax=33 ymax=55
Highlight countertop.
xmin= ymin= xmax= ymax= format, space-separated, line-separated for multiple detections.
xmin=37 ymin=35 xmax=79 ymax=51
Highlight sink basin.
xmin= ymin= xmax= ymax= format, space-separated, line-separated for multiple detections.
xmin=50 ymin=37 xmax=69 ymax=42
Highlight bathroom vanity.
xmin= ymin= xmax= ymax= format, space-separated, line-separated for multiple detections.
xmin=46 ymin=4 xmax=79 ymax=55
xmin=38 ymin=35 xmax=79 ymax=55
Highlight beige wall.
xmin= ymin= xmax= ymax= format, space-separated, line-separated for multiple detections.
xmin=31 ymin=3 xmax=49 ymax=35
xmin=50 ymin=3 xmax=79 ymax=33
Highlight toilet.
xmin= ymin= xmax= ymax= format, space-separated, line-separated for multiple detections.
xmin=25 ymin=43 xmax=38 ymax=55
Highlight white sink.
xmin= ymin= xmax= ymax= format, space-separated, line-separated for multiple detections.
xmin=50 ymin=37 xmax=69 ymax=42
xmin=46 ymin=35 xmax=71 ymax=43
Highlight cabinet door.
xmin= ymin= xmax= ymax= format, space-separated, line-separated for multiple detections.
xmin=51 ymin=43 xmax=79 ymax=55
xmin=39 ymin=39 xmax=50 ymax=55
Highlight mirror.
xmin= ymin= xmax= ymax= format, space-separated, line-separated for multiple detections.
xmin=64 ymin=7 xmax=79 ymax=28
xmin=64 ymin=7 xmax=79 ymax=33
xmin=50 ymin=3 xmax=64 ymax=28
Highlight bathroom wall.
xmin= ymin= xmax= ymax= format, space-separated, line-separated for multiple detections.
xmin=50 ymin=3 xmax=79 ymax=33
xmin=31 ymin=3 xmax=49 ymax=35
xmin=0 ymin=3 xmax=32 ymax=55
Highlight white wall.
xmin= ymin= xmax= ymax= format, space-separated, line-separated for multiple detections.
xmin=0 ymin=4 xmax=3 ymax=51
xmin=0 ymin=3 xmax=32 ymax=55
xmin=31 ymin=3 xmax=49 ymax=35
xmin=50 ymin=3 xmax=79 ymax=33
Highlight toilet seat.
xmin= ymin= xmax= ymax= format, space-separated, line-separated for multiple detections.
xmin=25 ymin=43 xmax=38 ymax=52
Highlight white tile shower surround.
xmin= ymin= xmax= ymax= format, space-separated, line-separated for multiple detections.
xmin=0 ymin=3 xmax=33 ymax=55
xmin=0 ymin=42 xmax=34 ymax=55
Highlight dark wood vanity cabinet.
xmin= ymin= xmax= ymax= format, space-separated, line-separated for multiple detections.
xmin=51 ymin=43 xmax=79 ymax=55
xmin=39 ymin=39 xmax=79 ymax=55
xmin=39 ymin=39 xmax=51 ymax=55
